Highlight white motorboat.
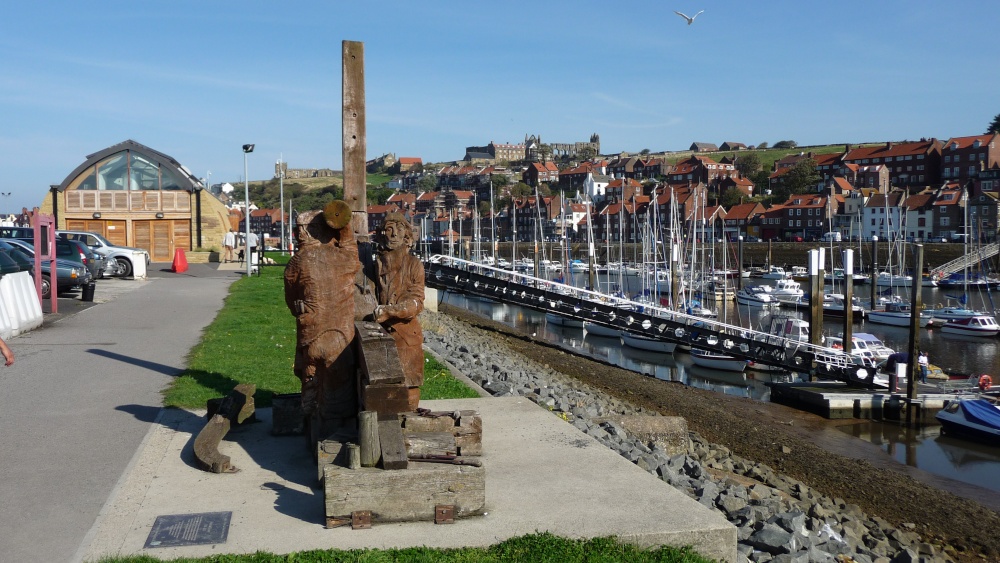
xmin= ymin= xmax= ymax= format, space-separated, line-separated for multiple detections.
xmin=821 ymin=293 xmax=866 ymax=317
xmin=940 ymin=315 xmax=1000 ymax=337
xmin=539 ymin=260 xmax=562 ymax=272
xmin=621 ymin=331 xmax=676 ymax=354
xmin=770 ymin=278 xmax=804 ymax=301
xmin=761 ymin=266 xmax=789 ymax=280
xmin=691 ymin=348 xmax=747 ymax=373
xmin=828 ymin=333 xmax=895 ymax=363
xmin=569 ymin=259 xmax=589 ymax=273
xmin=734 ymin=285 xmax=777 ymax=307
xmin=875 ymin=271 xmax=913 ymax=288
xmin=824 ymin=267 xmax=869 ymax=285
xmin=868 ymin=301 xmax=932 ymax=327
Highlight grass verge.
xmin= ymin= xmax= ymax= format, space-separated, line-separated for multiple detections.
xmin=164 ymin=257 xmax=475 ymax=408
xmin=96 ymin=531 xmax=714 ymax=562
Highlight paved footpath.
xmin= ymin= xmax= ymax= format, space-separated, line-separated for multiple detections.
xmin=0 ymin=263 xmax=240 ymax=563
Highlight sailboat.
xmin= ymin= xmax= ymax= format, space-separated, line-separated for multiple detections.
xmin=929 ymin=187 xmax=992 ymax=322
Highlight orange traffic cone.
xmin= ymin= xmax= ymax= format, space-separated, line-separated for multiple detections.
xmin=172 ymin=248 xmax=188 ymax=273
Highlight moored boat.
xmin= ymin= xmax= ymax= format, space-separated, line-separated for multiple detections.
xmin=544 ymin=312 xmax=584 ymax=328
xmin=761 ymin=266 xmax=789 ymax=280
xmin=868 ymin=301 xmax=932 ymax=327
xmin=734 ymin=285 xmax=777 ymax=307
xmin=691 ymin=348 xmax=747 ymax=372
xmin=936 ymin=399 xmax=1000 ymax=446
xmin=621 ymin=331 xmax=677 ymax=354
xmin=940 ymin=315 xmax=1000 ymax=337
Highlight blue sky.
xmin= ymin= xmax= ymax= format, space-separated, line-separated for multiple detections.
xmin=2 ymin=1 xmax=998 ymax=212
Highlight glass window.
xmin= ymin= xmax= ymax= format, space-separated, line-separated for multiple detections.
xmin=160 ymin=167 xmax=184 ymax=190
xmin=97 ymin=153 xmax=128 ymax=190
xmin=129 ymin=154 xmax=160 ymax=190
xmin=72 ymin=166 xmax=98 ymax=190
xmin=969 ymin=154 xmax=976 ymax=161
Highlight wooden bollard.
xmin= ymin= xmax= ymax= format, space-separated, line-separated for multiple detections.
xmin=359 ymin=411 xmax=380 ymax=467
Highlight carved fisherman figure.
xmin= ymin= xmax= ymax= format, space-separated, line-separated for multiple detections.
xmin=373 ymin=212 xmax=425 ymax=411
xmin=283 ymin=201 xmax=359 ymax=436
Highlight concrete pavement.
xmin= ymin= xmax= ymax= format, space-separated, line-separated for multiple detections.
xmin=0 ymin=261 xmax=737 ymax=563
xmin=0 ymin=263 xmax=241 ymax=562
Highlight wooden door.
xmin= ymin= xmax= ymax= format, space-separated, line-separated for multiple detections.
xmin=134 ymin=220 xmax=190 ymax=262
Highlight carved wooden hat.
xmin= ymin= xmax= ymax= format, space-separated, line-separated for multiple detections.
xmin=323 ymin=200 xmax=352 ymax=230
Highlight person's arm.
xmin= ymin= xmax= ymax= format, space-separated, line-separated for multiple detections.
xmin=0 ymin=337 xmax=13 ymax=366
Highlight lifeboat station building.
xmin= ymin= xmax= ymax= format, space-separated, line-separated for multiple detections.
xmin=40 ymin=140 xmax=232 ymax=262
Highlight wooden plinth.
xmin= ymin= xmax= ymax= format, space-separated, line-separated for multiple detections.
xmin=324 ymin=462 xmax=486 ymax=523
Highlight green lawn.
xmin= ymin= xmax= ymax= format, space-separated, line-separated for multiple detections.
xmin=96 ymin=532 xmax=714 ymax=563
xmin=164 ymin=256 xmax=476 ymax=409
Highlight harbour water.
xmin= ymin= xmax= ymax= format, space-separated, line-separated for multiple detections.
xmin=437 ymin=271 xmax=1000 ymax=494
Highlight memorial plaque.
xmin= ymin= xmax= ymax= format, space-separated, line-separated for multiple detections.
xmin=144 ymin=511 xmax=231 ymax=548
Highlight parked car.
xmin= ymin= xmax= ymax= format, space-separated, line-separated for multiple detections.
xmin=57 ymin=238 xmax=104 ymax=279
xmin=0 ymin=226 xmax=34 ymax=241
xmin=0 ymin=239 xmax=92 ymax=299
xmin=57 ymin=230 xmax=150 ymax=278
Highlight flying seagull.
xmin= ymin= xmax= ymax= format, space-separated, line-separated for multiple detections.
xmin=674 ymin=10 xmax=704 ymax=25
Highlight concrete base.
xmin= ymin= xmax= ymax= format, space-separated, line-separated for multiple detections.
xmin=81 ymin=397 xmax=736 ymax=562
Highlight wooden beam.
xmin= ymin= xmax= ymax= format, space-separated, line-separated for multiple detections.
xmin=342 ymin=40 xmax=368 ymax=238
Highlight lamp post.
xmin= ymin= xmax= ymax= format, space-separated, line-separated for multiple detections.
xmin=277 ymin=156 xmax=285 ymax=254
xmin=243 ymin=144 xmax=255 ymax=277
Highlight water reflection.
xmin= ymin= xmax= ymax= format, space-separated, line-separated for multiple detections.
xmin=840 ymin=421 xmax=1000 ymax=494
xmin=439 ymin=287 xmax=999 ymax=496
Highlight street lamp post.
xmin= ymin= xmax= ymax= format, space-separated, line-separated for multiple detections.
xmin=243 ymin=144 xmax=255 ymax=277
xmin=277 ymin=156 xmax=285 ymax=253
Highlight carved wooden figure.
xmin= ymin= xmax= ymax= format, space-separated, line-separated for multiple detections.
xmin=373 ymin=212 xmax=425 ymax=411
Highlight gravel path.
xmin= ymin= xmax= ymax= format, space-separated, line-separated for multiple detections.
xmin=426 ymin=303 xmax=1000 ymax=562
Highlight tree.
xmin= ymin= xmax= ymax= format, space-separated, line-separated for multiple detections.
xmin=537 ymin=144 xmax=553 ymax=163
xmin=720 ymin=187 xmax=743 ymax=208
xmin=735 ymin=152 xmax=762 ymax=178
xmin=784 ymin=158 xmax=820 ymax=196
xmin=987 ymin=113 xmax=1000 ymax=134
xmin=640 ymin=148 xmax=651 ymax=156
xmin=577 ymin=146 xmax=598 ymax=161
xmin=757 ymin=141 xmax=769 ymax=150
xmin=773 ymin=140 xmax=798 ymax=149
xmin=509 ymin=182 xmax=533 ymax=198
xmin=416 ymin=174 xmax=438 ymax=192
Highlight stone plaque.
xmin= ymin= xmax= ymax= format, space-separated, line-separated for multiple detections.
xmin=144 ymin=511 xmax=232 ymax=548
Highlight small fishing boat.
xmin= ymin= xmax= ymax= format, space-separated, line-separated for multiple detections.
xmin=770 ymin=278 xmax=804 ymax=302
xmin=621 ymin=331 xmax=676 ymax=354
xmin=761 ymin=266 xmax=789 ymax=280
xmin=582 ymin=320 xmax=620 ymax=338
xmin=691 ymin=348 xmax=747 ymax=372
xmin=868 ymin=301 xmax=932 ymax=327
xmin=936 ymin=398 xmax=1000 ymax=446
xmin=875 ymin=271 xmax=913 ymax=288
xmin=940 ymin=315 xmax=1000 ymax=337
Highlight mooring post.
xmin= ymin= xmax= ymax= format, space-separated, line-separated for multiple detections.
xmin=869 ymin=236 xmax=878 ymax=312
xmin=905 ymin=244 xmax=924 ymax=425
xmin=842 ymin=248 xmax=854 ymax=357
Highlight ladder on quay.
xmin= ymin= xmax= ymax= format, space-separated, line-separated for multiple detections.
xmin=425 ymin=256 xmax=872 ymax=386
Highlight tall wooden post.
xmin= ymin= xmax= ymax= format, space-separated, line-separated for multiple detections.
xmin=905 ymin=245 xmax=924 ymax=424
xmin=737 ymin=237 xmax=744 ymax=290
xmin=842 ymin=248 xmax=854 ymax=356
xmin=342 ymin=40 xmax=368 ymax=239
xmin=869 ymin=236 xmax=878 ymax=311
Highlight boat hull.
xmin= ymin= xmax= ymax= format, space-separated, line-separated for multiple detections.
xmin=621 ymin=332 xmax=676 ymax=354
xmin=867 ymin=311 xmax=932 ymax=327
xmin=935 ymin=400 xmax=1000 ymax=446
xmin=691 ymin=350 xmax=747 ymax=373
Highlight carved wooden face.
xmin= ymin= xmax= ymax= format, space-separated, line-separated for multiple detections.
xmin=382 ymin=221 xmax=409 ymax=250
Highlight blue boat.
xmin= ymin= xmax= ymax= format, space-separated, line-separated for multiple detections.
xmin=936 ymin=399 xmax=1000 ymax=446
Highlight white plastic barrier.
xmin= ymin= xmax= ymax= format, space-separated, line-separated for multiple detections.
xmin=0 ymin=271 xmax=44 ymax=338
xmin=131 ymin=250 xmax=147 ymax=279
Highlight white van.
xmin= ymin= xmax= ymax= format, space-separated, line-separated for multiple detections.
xmin=821 ymin=232 xmax=842 ymax=242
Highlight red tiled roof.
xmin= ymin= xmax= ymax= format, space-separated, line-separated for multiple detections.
xmin=725 ymin=203 xmax=762 ymax=220
xmin=942 ymin=134 xmax=997 ymax=151
xmin=399 ymin=157 xmax=422 ymax=164
xmin=932 ymin=190 xmax=961 ymax=206
xmin=843 ymin=140 xmax=939 ymax=160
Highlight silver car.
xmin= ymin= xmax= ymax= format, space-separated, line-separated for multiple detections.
xmin=57 ymin=230 xmax=150 ymax=278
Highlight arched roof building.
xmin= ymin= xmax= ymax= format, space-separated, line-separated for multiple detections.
xmin=40 ymin=140 xmax=233 ymax=262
